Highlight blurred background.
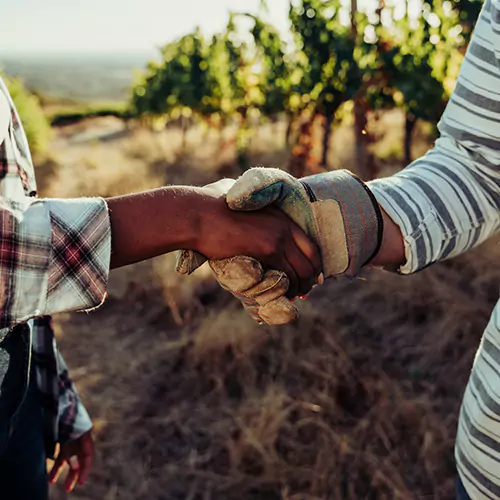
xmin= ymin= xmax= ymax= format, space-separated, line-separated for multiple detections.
xmin=0 ymin=0 xmax=495 ymax=498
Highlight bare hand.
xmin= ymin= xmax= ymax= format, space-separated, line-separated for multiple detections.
xmin=195 ymin=181 xmax=322 ymax=298
xmin=48 ymin=430 xmax=94 ymax=492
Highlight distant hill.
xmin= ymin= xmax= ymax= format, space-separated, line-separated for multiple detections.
xmin=0 ymin=52 xmax=155 ymax=102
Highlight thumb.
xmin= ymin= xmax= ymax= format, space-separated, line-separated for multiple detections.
xmin=176 ymin=250 xmax=207 ymax=275
xmin=201 ymin=178 xmax=236 ymax=197
xmin=226 ymin=167 xmax=299 ymax=211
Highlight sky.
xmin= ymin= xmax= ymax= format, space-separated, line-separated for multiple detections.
xmin=0 ymin=0 xmax=293 ymax=55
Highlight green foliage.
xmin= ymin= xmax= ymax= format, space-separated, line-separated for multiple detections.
xmin=130 ymin=0 xmax=482 ymax=163
xmin=224 ymin=16 xmax=255 ymax=113
xmin=132 ymin=28 xmax=233 ymax=121
xmin=290 ymin=0 xmax=360 ymax=117
xmin=361 ymin=0 xmax=478 ymax=121
xmin=3 ymin=76 xmax=51 ymax=156
xmin=49 ymin=103 xmax=131 ymax=126
xmin=246 ymin=14 xmax=292 ymax=117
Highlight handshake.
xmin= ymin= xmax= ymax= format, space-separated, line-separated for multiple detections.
xmin=176 ymin=167 xmax=384 ymax=325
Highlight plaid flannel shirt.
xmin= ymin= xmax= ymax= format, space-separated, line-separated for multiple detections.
xmin=0 ymin=77 xmax=111 ymax=457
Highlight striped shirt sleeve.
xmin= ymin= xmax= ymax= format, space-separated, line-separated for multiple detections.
xmin=368 ymin=0 xmax=500 ymax=274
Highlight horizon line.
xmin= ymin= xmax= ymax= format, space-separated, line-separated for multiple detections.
xmin=0 ymin=48 xmax=158 ymax=57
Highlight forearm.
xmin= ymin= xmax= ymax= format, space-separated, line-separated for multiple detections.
xmin=0 ymin=186 xmax=210 ymax=324
xmin=368 ymin=142 xmax=500 ymax=274
xmin=106 ymin=182 xmax=316 ymax=274
xmin=107 ymin=186 xmax=205 ymax=269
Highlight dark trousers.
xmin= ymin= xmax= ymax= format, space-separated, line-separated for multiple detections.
xmin=0 ymin=327 xmax=48 ymax=500
xmin=456 ymin=475 xmax=471 ymax=500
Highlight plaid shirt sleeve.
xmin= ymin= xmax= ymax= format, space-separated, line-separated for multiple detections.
xmin=0 ymin=81 xmax=111 ymax=329
xmin=0 ymin=196 xmax=111 ymax=329
xmin=1 ymin=78 xmax=103 ymax=457
xmin=32 ymin=317 xmax=92 ymax=457
xmin=54 ymin=345 xmax=93 ymax=444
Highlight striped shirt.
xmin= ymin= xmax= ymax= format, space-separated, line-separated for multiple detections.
xmin=368 ymin=0 xmax=500 ymax=497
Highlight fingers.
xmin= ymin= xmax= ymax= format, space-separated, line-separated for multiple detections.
xmin=212 ymin=261 xmax=297 ymax=325
xmin=78 ymin=433 xmax=94 ymax=486
xmin=210 ymin=256 xmax=263 ymax=293
xmin=78 ymin=454 xmax=92 ymax=486
xmin=258 ymin=296 xmax=298 ymax=325
xmin=284 ymin=238 xmax=316 ymax=298
xmin=246 ymin=271 xmax=298 ymax=325
xmin=262 ymin=208 xmax=320 ymax=297
xmin=64 ymin=457 xmax=80 ymax=493
xmin=280 ymin=256 xmax=300 ymax=299
xmin=176 ymin=250 xmax=208 ymax=275
xmin=49 ymin=445 xmax=93 ymax=490
xmin=246 ymin=270 xmax=290 ymax=305
xmin=48 ymin=456 xmax=65 ymax=485
xmin=49 ymin=456 xmax=79 ymax=492
xmin=290 ymin=223 xmax=322 ymax=280
xmin=226 ymin=167 xmax=294 ymax=211
xmin=201 ymin=178 xmax=236 ymax=197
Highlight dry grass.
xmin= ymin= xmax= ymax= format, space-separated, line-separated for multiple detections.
xmin=42 ymin=113 xmax=496 ymax=500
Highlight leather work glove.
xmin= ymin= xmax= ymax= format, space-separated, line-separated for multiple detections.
xmin=176 ymin=178 xmax=298 ymax=326
xmin=226 ymin=167 xmax=384 ymax=279
xmin=177 ymin=253 xmax=298 ymax=325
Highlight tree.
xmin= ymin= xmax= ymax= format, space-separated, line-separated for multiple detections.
xmin=130 ymin=0 xmax=482 ymax=170
xmin=224 ymin=15 xmax=260 ymax=170
xmin=289 ymin=0 xmax=361 ymax=172
xmin=132 ymin=29 xmax=234 ymax=148
xmin=370 ymin=0 xmax=477 ymax=162
xmin=245 ymin=14 xmax=297 ymax=145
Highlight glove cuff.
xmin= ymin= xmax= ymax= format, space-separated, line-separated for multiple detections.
xmin=301 ymin=170 xmax=383 ymax=278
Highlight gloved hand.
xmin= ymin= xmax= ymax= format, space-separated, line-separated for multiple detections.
xmin=226 ymin=167 xmax=384 ymax=279
xmin=177 ymin=254 xmax=298 ymax=325
xmin=175 ymin=178 xmax=298 ymax=326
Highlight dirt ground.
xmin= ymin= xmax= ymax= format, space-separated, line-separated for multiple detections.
xmin=43 ymin=116 xmax=499 ymax=499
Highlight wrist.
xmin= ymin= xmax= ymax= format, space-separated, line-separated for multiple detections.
xmin=300 ymin=170 xmax=384 ymax=277
xmin=180 ymin=187 xmax=208 ymax=252
xmin=188 ymin=187 xmax=226 ymax=256
xmin=368 ymin=208 xmax=405 ymax=268
xmin=190 ymin=179 xmax=237 ymax=255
